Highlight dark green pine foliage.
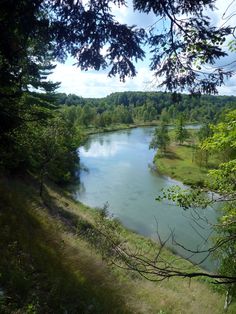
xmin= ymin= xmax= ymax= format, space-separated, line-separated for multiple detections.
xmin=0 ymin=0 xmax=145 ymax=173
xmin=0 ymin=0 xmax=235 ymax=179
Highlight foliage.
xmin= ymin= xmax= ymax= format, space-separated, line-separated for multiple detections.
xmin=57 ymin=91 xmax=236 ymax=130
xmin=142 ymin=0 xmax=233 ymax=94
xmin=156 ymin=110 xmax=236 ymax=289
xmin=202 ymin=109 xmax=236 ymax=162
xmin=0 ymin=0 xmax=145 ymax=173
xmin=29 ymin=118 xmax=80 ymax=184
xmin=198 ymin=123 xmax=213 ymax=144
xmin=4 ymin=94 xmax=83 ymax=193
xmin=1 ymin=0 xmax=235 ymax=149
xmin=0 ymin=93 xmax=56 ymax=171
xmin=175 ymin=115 xmax=190 ymax=144
xmin=1 ymin=0 xmax=233 ymax=99
xmin=150 ymin=123 xmax=170 ymax=153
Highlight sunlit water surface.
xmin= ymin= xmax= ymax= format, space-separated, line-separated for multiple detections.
xmin=73 ymin=127 xmax=219 ymax=270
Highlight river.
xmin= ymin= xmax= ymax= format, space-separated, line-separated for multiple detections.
xmin=74 ymin=126 xmax=218 ymax=270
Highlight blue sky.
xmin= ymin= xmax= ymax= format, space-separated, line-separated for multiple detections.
xmin=49 ymin=0 xmax=236 ymax=98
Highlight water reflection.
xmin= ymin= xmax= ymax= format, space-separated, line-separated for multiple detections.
xmin=80 ymin=141 xmax=121 ymax=158
xmin=75 ymin=126 xmax=217 ymax=270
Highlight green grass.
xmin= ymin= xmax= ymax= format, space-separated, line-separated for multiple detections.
xmin=0 ymin=175 xmax=235 ymax=313
xmin=154 ymin=130 xmax=219 ymax=186
xmin=154 ymin=145 xmax=207 ymax=186
xmin=0 ymin=177 xmax=134 ymax=313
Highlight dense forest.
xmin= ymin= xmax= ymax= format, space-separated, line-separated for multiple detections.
xmin=5 ymin=89 xmax=236 ymax=186
xmin=4 ymin=89 xmax=233 ymax=190
xmin=1 ymin=0 xmax=236 ymax=313
xmin=55 ymin=91 xmax=236 ymax=127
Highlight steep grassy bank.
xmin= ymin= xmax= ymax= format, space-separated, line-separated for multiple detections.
xmin=0 ymin=175 xmax=235 ymax=313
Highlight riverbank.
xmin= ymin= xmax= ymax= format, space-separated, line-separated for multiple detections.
xmin=1 ymin=174 xmax=234 ymax=313
xmin=154 ymin=130 xmax=218 ymax=186
xmin=82 ymin=124 xmax=217 ymax=189
xmin=154 ymin=145 xmax=208 ymax=186
xmin=77 ymin=126 xmax=219 ymax=270
xmin=83 ymin=120 xmax=160 ymax=136
xmin=83 ymin=120 xmax=201 ymax=136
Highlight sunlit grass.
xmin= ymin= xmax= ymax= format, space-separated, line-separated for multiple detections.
xmin=0 ymin=175 xmax=235 ymax=313
xmin=154 ymin=129 xmax=219 ymax=186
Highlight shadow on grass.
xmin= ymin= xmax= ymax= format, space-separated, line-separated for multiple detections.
xmin=161 ymin=150 xmax=183 ymax=160
xmin=0 ymin=178 xmax=133 ymax=314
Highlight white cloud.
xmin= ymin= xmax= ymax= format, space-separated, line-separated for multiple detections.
xmin=49 ymin=63 xmax=153 ymax=98
xmin=213 ymin=0 xmax=236 ymax=27
xmin=218 ymin=76 xmax=236 ymax=95
xmin=111 ymin=0 xmax=156 ymax=29
xmin=49 ymin=0 xmax=236 ymax=97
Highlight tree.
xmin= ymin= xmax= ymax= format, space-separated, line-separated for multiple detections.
xmin=159 ymin=108 xmax=170 ymax=124
xmin=0 ymin=0 xmax=145 ymax=169
xmin=149 ymin=123 xmax=170 ymax=153
xmin=79 ymin=105 xmax=95 ymax=127
xmin=88 ymin=110 xmax=236 ymax=307
xmin=15 ymin=112 xmax=82 ymax=195
xmin=195 ymin=122 xmax=213 ymax=166
xmin=163 ymin=111 xmax=236 ymax=291
xmin=1 ymin=0 xmax=234 ymax=130
xmin=175 ymin=115 xmax=190 ymax=144
xmin=136 ymin=0 xmax=233 ymax=94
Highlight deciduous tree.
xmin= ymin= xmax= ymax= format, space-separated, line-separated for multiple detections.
xmin=175 ymin=115 xmax=190 ymax=144
xmin=149 ymin=123 xmax=170 ymax=153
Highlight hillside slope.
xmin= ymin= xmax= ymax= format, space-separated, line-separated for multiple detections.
xmin=0 ymin=175 xmax=235 ymax=313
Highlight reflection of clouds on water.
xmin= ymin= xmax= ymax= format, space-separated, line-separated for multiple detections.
xmin=76 ymin=126 xmax=217 ymax=270
xmin=80 ymin=141 xmax=122 ymax=158
xmin=117 ymin=161 xmax=131 ymax=168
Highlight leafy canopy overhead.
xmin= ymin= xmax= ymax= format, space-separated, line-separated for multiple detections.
xmin=0 ymin=0 xmax=234 ymax=96
xmin=0 ymin=0 xmax=234 ymax=169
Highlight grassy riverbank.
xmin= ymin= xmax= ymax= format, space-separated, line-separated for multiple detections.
xmin=1 ymin=174 xmax=235 ymax=313
xmin=154 ymin=145 xmax=208 ymax=186
xmin=154 ymin=130 xmax=219 ymax=186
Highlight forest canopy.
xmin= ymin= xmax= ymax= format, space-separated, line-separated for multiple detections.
xmin=0 ymin=0 xmax=235 ymax=299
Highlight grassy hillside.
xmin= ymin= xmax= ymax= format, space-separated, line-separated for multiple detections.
xmin=0 ymin=175 xmax=235 ymax=313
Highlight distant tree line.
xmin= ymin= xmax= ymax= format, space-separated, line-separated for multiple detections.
xmin=55 ymin=91 xmax=236 ymax=127
xmin=2 ymin=89 xmax=235 ymax=195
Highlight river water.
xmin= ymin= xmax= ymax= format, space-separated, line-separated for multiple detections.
xmin=74 ymin=127 xmax=218 ymax=270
